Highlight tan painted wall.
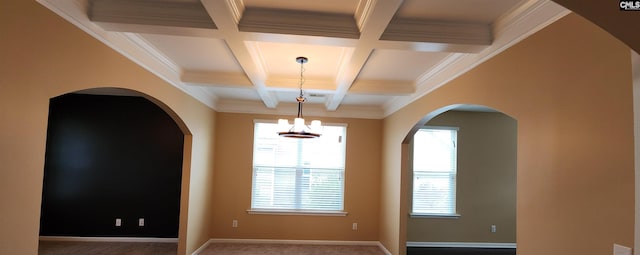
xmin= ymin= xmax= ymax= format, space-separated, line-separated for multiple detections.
xmin=0 ymin=1 xmax=216 ymax=254
xmin=407 ymin=111 xmax=517 ymax=243
xmin=1 ymin=2 xmax=636 ymax=255
xmin=381 ymin=13 xmax=634 ymax=255
xmin=211 ymin=112 xmax=381 ymax=241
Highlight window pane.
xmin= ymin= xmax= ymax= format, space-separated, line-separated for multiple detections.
xmin=412 ymin=127 xmax=457 ymax=215
xmin=252 ymin=122 xmax=346 ymax=211
xmin=301 ymin=168 xmax=344 ymax=210
xmin=412 ymin=171 xmax=456 ymax=214
xmin=413 ymin=129 xmax=456 ymax=173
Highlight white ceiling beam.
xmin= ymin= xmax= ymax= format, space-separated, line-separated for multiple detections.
xmin=238 ymin=8 xmax=360 ymax=39
xmin=374 ymin=40 xmax=488 ymax=53
xmin=88 ymin=0 xmax=488 ymax=53
xmin=325 ymin=0 xmax=404 ymax=111
xmin=240 ymin=32 xmax=359 ymax=48
xmin=93 ymin=23 xmax=223 ymax=38
xmin=89 ymin=0 xmax=216 ymax=29
xmin=216 ymin=99 xmax=384 ymax=119
xmin=265 ymin=77 xmax=336 ymax=92
xmin=381 ymin=18 xmax=492 ymax=46
xmin=185 ymin=74 xmax=415 ymax=96
xmin=200 ymin=0 xmax=279 ymax=108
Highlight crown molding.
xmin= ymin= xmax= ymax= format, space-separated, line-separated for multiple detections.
xmin=224 ymin=0 xmax=245 ymax=25
xmin=354 ymin=0 xmax=376 ymax=32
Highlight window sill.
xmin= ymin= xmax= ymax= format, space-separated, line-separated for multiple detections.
xmin=410 ymin=213 xmax=461 ymax=219
xmin=247 ymin=209 xmax=348 ymax=216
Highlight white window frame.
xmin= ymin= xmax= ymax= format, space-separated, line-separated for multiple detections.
xmin=410 ymin=126 xmax=460 ymax=218
xmin=249 ymin=120 xmax=348 ymax=216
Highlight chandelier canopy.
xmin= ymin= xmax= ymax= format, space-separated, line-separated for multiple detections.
xmin=277 ymin=56 xmax=322 ymax=138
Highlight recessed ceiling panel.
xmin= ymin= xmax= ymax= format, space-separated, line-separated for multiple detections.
xmin=242 ymin=0 xmax=359 ymax=14
xmin=204 ymin=86 xmax=261 ymax=101
xmin=252 ymin=41 xmax=354 ymax=79
xmin=395 ymin=0 xmax=525 ymax=23
xmin=141 ymin=34 xmax=242 ymax=72
xmin=358 ymin=49 xmax=450 ymax=81
xmin=341 ymin=94 xmax=391 ymax=106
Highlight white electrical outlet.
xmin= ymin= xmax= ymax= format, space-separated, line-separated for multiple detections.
xmin=138 ymin=218 xmax=144 ymax=227
xmin=490 ymin=225 xmax=497 ymax=233
xmin=613 ymin=244 xmax=632 ymax=255
xmin=115 ymin=218 xmax=121 ymax=227
xmin=352 ymin=223 xmax=358 ymax=230
xmin=232 ymin=220 xmax=238 ymax=228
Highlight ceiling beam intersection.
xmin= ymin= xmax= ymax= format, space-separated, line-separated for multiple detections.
xmin=200 ymin=0 xmax=279 ymax=108
xmin=325 ymin=0 xmax=405 ymax=111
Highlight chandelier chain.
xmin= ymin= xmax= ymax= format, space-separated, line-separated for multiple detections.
xmin=298 ymin=59 xmax=305 ymax=97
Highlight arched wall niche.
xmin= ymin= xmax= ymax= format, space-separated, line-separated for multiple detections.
xmin=73 ymin=87 xmax=192 ymax=136
xmin=42 ymin=87 xmax=195 ymax=254
xmin=401 ymin=104 xmax=507 ymax=144
xmin=402 ymin=104 xmax=518 ymax=248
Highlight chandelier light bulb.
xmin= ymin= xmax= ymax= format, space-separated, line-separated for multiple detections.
xmin=277 ymin=56 xmax=322 ymax=138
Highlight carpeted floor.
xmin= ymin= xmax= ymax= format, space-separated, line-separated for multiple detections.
xmin=38 ymin=241 xmax=387 ymax=255
xmin=197 ymin=243 xmax=387 ymax=255
xmin=39 ymin=241 xmax=177 ymax=255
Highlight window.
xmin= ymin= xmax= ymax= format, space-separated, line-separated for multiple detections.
xmin=251 ymin=121 xmax=346 ymax=213
xmin=411 ymin=126 xmax=458 ymax=216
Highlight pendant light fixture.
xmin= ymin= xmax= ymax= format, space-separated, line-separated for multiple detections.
xmin=277 ymin=56 xmax=322 ymax=138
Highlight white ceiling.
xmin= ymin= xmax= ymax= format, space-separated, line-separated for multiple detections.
xmin=37 ymin=0 xmax=569 ymax=118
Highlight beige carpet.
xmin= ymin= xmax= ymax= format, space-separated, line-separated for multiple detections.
xmin=197 ymin=243 xmax=388 ymax=255
xmin=39 ymin=241 xmax=177 ymax=255
xmin=39 ymin=241 xmax=387 ymax=255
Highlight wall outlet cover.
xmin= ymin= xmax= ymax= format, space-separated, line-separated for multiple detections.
xmin=613 ymin=244 xmax=632 ymax=255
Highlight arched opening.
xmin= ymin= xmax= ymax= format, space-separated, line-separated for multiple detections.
xmin=38 ymin=88 xmax=191 ymax=254
xmin=403 ymin=104 xmax=517 ymax=255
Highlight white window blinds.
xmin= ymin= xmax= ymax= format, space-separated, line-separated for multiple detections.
xmin=412 ymin=127 xmax=458 ymax=215
xmin=252 ymin=121 xmax=346 ymax=212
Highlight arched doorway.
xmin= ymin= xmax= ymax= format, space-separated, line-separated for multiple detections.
xmin=404 ymin=105 xmax=517 ymax=255
xmin=39 ymin=88 xmax=190 ymax=254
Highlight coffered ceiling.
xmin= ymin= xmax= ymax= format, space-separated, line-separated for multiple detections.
xmin=37 ymin=0 xmax=569 ymax=118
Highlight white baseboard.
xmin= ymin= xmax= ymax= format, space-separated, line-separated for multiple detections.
xmin=378 ymin=242 xmax=393 ymax=255
xmin=192 ymin=238 xmax=392 ymax=255
xmin=191 ymin=239 xmax=214 ymax=255
xmin=406 ymin=241 xmax=516 ymax=249
xmin=39 ymin=236 xmax=178 ymax=243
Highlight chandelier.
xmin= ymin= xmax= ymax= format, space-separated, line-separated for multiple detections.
xmin=277 ymin=56 xmax=323 ymax=138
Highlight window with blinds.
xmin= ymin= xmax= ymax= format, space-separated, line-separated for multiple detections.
xmin=251 ymin=121 xmax=346 ymax=212
xmin=412 ymin=127 xmax=458 ymax=216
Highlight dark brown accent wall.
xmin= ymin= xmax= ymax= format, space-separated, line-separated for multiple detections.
xmin=39 ymin=94 xmax=184 ymax=238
